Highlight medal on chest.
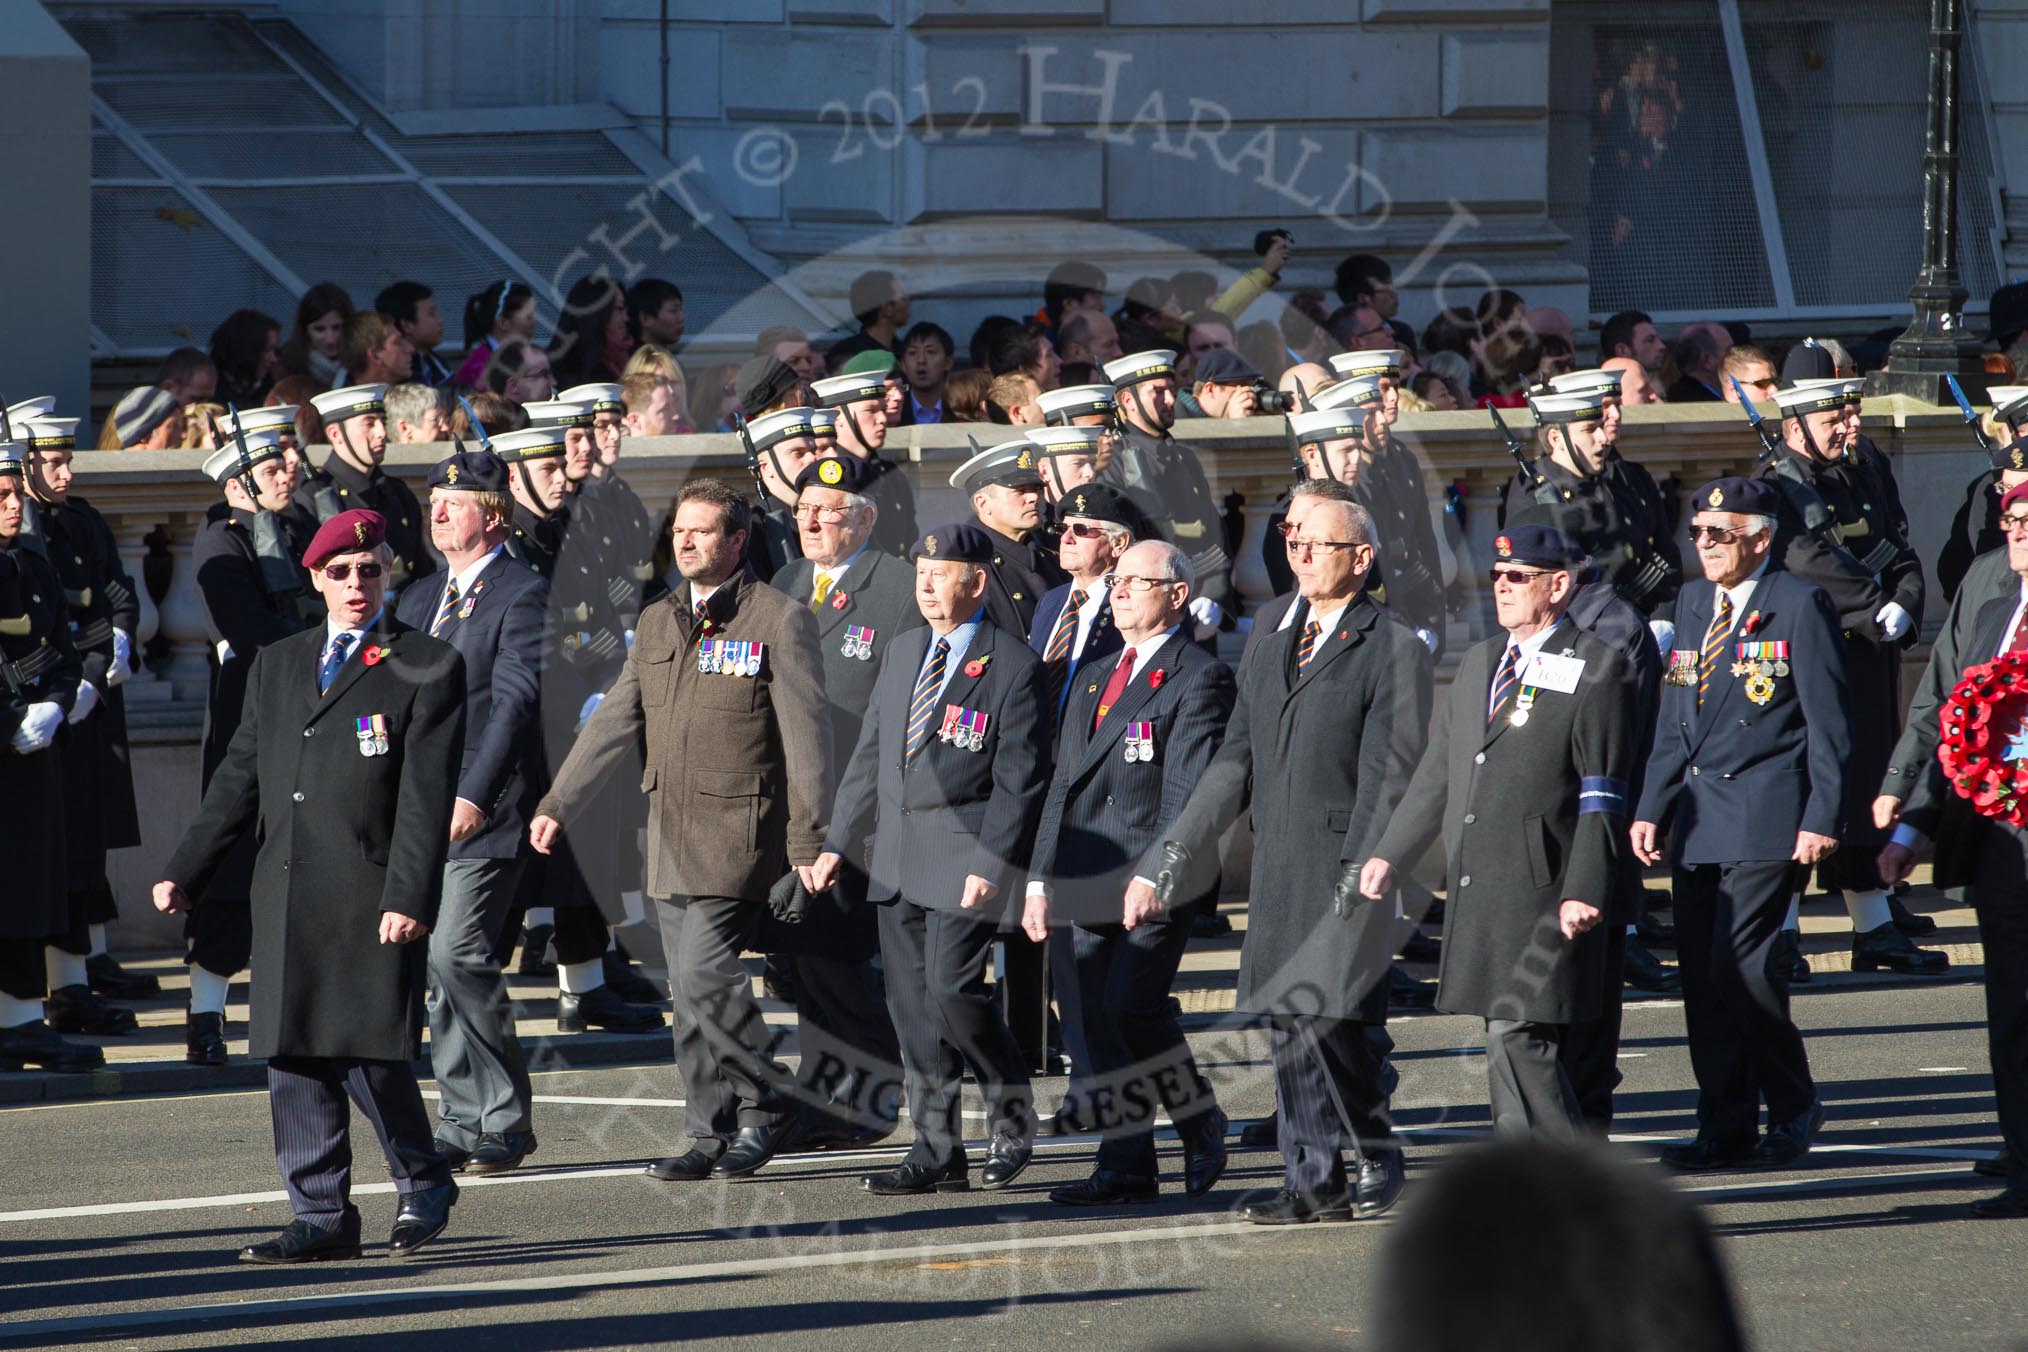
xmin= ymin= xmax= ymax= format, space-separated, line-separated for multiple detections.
xmin=355 ymin=713 xmax=389 ymax=757
xmin=939 ymin=704 xmax=989 ymax=751
xmin=1734 ymin=640 xmax=1788 ymax=704
xmin=1123 ymin=720 xmax=1155 ymax=762
xmin=842 ymin=625 xmax=875 ymax=660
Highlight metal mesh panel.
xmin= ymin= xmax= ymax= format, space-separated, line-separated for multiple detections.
xmin=440 ymin=184 xmax=816 ymax=335
xmin=1744 ymin=0 xmax=2004 ymax=308
xmin=207 ymin=184 xmax=516 ymax=319
xmin=92 ymin=187 xmax=298 ymax=351
xmin=67 ymin=15 xmax=293 ymax=78
xmin=1583 ymin=21 xmax=1776 ymax=314
xmin=396 ymin=133 xmax=643 ymax=179
xmin=147 ymin=129 xmax=401 ymax=182
xmin=92 ymin=131 xmax=156 ymax=182
xmin=98 ymin=77 xmax=350 ymax=132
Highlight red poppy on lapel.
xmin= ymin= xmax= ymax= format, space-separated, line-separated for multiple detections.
xmin=1148 ymin=668 xmax=1166 ymax=690
xmin=1740 ymin=610 xmax=1763 ymax=636
xmin=963 ymin=658 xmax=987 ymax=678
xmin=831 ymin=591 xmax=849 ymax=610
xmin=361 ymin=645 xmax=387 ymax=667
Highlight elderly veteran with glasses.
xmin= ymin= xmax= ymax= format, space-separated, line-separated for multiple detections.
xmin=1364 ymin=523 xmax=1637 ymax=1142
xmin=1631 ymin=477 xmax=1848 ymax=1173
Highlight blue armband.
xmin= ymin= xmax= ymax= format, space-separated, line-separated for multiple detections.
xmin=1578 ymin=776 xmax=1629 ymax=816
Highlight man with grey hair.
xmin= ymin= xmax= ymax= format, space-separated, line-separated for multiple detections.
xmin=1166 ymin=491 xmax=1431 ymax=1222
xmin=1024 ymin=537 xmax=1236 ymax=1205
xmin=1666 ymin=322 xmax=1732 ymax=403
xmin=385 ymin=384 xmax=449 ymax=445
xmin=766 ymin=454 xmax=919 ymax=1152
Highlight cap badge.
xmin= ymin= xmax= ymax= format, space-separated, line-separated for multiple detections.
xmin=1072 ymin=492 xmax=1087 ymax=512
xmin=447 ymin=463 xmax=459 ymax=485
xmin=352 ymin=521 xmax=367 ymax=544
xmin=1495 ymin=535 xmax=1512 ymax=559
xmin=925 ymin=533 xmax=938 ymax=556
xmin=1016 ymin=448 xmax=1034 ymax=470
xmin=2013 ymin=447 xmax=2024 ymax=470
xmin=1708 ymin=486 xmax=1724 ymax=508
xmin=818 ymin=459 xmax=843 ymax=485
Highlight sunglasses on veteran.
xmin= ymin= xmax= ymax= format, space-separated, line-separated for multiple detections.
xmin=1487 ymin=566 xmax=1554 ymax=586
xmin=319 ymin=561 xmax=384 ymax=582
xmin=1686 ymin=523 xmax=1756 ymax=545
xmin=1060 ymin=521 xmax=1111 ymax=540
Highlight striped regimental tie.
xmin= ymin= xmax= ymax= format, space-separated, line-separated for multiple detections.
xmin=1699 ymin=592 xmax=1734 ymax=707
xmin=905 ymin=637 xmax=949 ymax=762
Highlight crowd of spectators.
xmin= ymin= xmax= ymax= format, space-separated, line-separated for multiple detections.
xmin=94 ymin=252 xmax=2028 ymax=455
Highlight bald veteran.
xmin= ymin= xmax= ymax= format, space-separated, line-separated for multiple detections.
xmin=155 ymin=508 xmax=466 ymax=1263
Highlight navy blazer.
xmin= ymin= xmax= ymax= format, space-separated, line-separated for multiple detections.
xmin=826 ymin=619 xmax=1053 ymax=918
xmin=1634 ymin=566 xmax=1850 ymax=864
xmin=394 ymin=551 xmax=549 ymax=860
xmin=1028 ymin=633 xmax=1236 ymax=926
xmin=1027 ymin=580 xmax=1123 ymax=722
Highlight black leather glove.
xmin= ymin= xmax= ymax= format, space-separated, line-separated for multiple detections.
xmin=1331 ymin=861 xmax=1368 ymax=919
xmin=1152 ymin=841 xmax=1190 ymax=908
xmin=767 ymin=871 xmax=810 ymax=925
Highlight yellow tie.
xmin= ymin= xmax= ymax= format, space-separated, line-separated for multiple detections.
xmin=811 ymin=572 xmax=833 ymax=612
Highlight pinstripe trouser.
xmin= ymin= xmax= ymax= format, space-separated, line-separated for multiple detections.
xmin=1271 ymin=1014 xmax=1395 ymax=1197
xmin=267 ymin=1055 xmax=453 ymax=1224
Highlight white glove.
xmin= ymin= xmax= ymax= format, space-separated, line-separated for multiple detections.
xmin=67 ymin=680 xmax=101 ymax=725
xmin=1187 ymin=596 xmax=1223 ymax=639
xmin=1874 ymin=601 xmax=1911 ymax=643
xmin=108 ymin=629 xmax=134 ymax=687
xmin=1415 ymin=627 xmax=1440 ymax=655
xmin=575 ymin=692 xmax=604 ymax=731
xmin=11 ymin=702 xmax=63 ymax=754
xmin=1648 ymin=619 xmax=1676 ymax=656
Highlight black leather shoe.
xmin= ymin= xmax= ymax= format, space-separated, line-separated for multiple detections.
xmin=1660 ymin=1136 xmax=1759 ymax=1172
xmin=45 ymin=984 xmax=138 ymax=1036
xmin=1758 ymin=1100 xmax=1825 ymax=1165
xmin=1888 ymin=887 xmax=1937 ymax=935
xmin=1036 ymin=1102 xmax=1091 ymax=1138
xmin=1789 ymin=949 xmax=1813 ymax=984
xmin=1623 ymin=937 xmax=1682 ymax=993
xmin=864 ymin=1160 xmax=969 ymax=1195
xmin=1969 ymin=1186 xmax=2028 ymax=1219
xmin=557 ymin=984 xmax=665 ymax=1034
xmin=1975 ymin=1146 xmax=2014 ymax=1179
xmin=465 ymin=1131 xmax=537 ymax=1175
xmin=1398 ymin=930 xmax=1441 ymax=963
xmin=1389 ymin=967 xmax=1437 ymax=1010
xmin=1051 ymin=1170 xmax=1158 ymax=1205
xmin=1241 ymin=1188 xmax=1353 ymax=1225
xmin=1190 ymin=908 xmax=1233 ymax=938
xmin=1636 ymin=916 xmax=1677 ymax=949
xmin=434 ymin=1135 xmax=471 ymax=1172
xmin=1182 ymin=1107 xmax=1230 ymax=1196
xmin=87 ymin=952 xmax=161 ymax=998
xmin=186 ymin=1010 xmax=227 ymax=1066
xmin=389 ymin=1182 xmax=457 ymax=1257
xmin=1851 ymin=922 xmax=1949 ymax=975
xmin=602 ymin=951 xmax=667 ymax=1005
xmin=646 ymin=1142 xmax=727 ymax=1181
xmin=979 ymin=1133 xmax=1033 ymax=1190
xmin=239 ymin=1216 xmax=362 ymax=1264
xmin=711 ymin=1124 xmax=784 ymax=1179
xmin=1239 ymin=1114 xmax=1279 ymax=1150
xmin=1355 ymin=1149 xmax=1406 ymax=1217
xmin=516 ymin=924 xmax=555 ymax=977
xmin=0 ymin=1019 xmax=105 ymax=1073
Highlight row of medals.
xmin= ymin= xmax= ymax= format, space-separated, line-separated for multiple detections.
xmin=698 ymin=644 xmax=762 ymax=677
xmin=841 ymin=635 xmax=873 ymax=660
xmin=941 ymin=720 xmax=986 ymax=751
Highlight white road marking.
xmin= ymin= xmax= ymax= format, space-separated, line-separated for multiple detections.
xmin=0 ymin=1217 xmax=1282 ymax=1341
xmin=1918 ymin=1066 xmax=1969 ymax=1073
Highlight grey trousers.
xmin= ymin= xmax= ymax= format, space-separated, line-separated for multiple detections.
xmin=1484 ymin=1018 xmax=1581 ymax=1139
xmin=659 ymin=894 xmax=790 ymax=1142
xmin=428 ymin=857 xmax=534 ymax=1148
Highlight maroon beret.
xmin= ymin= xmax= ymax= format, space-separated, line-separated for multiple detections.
xmin=302 ymin=508 xmax=387 ymax=569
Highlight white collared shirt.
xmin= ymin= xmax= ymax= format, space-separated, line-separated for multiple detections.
xmin=1490 ymin=621 xmax=1561 ymax=717
xmin=324 ymin=607 xmax=384 ymax=659
xmin=439 ymin=545 xmax=502 ymax=613
xmin=1062 ymin=579 xmax=1109 ymax=658
xmin=811 ymin=543 xmax=869 ymax=604
xmin=1711 ymin=560 xmax=1770 ymax=631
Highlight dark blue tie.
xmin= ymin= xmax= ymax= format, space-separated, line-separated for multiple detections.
xmin=319 ymin=632 xmax=356 ymax=695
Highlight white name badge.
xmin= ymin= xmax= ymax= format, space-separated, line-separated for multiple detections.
xmin=1522 ymin=651 xmax=1585 ymax=694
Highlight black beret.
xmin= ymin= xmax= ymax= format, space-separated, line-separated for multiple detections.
xmin=428 ymin=449 xmax=509 ymax=494
xmin=1193 ymin=347 xmax=1260 ymax=385
xmin=1054 ymin=483 xmax=1138 ymax=532
xmin=1490 ymin=523 xmax=1585 ymax=570
xmin=793 ymin=454 xmax=877 ymax=496
xmin=1692 ymin=476 xmax=1780 ymax=517
xmin=909 ymin=522 xmax=995 ymax=565
xmin=736 ymin=355 xmax=800 ymax=414
xmin=1992 ymin=433 xmax=2028 ymax=474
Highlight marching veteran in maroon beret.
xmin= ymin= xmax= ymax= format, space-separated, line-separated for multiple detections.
xmin=155 ymin=508 xmax=469 ymax=1264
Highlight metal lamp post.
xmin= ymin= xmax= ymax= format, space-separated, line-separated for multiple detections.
xmin=1867 ymin=0 xmax=1991 ymax=403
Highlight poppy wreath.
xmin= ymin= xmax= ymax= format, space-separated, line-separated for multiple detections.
xmin=1937 ymin=651 xmax=2028 ymax=826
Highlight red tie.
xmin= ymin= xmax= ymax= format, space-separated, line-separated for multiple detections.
xmin=1094 ymin=647 xmax=1137 ymax=730
xmin=2009 ymin=610 xmax=2028 ymax=654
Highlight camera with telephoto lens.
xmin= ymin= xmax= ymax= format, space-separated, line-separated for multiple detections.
xmin=1251 ymin=379 xmax=1295 ymax=415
